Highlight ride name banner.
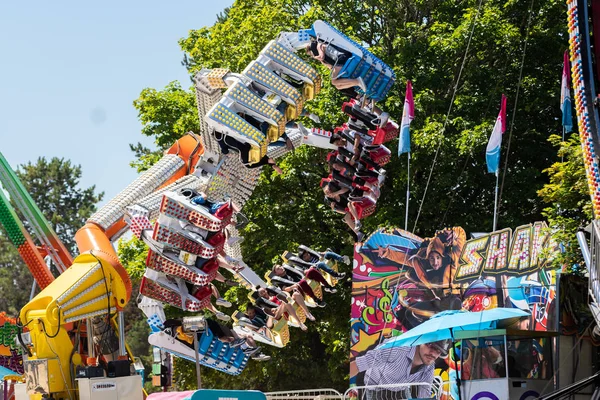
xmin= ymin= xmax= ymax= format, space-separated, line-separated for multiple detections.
xmin=349 ymin=222 xmax=559 ymax=399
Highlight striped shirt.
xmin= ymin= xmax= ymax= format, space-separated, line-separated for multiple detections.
xmin=355 ymin=342 xmax=433 ymax=398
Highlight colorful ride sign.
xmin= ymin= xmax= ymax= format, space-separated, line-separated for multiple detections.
xmin=350 ymin=223 xmax=559 ymax=398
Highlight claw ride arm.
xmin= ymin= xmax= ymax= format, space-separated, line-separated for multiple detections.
xmin=18 ymin=135 xmax=205 ymax=398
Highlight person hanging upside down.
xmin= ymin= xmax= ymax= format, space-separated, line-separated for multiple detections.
xmin=327 ymin=158 xmax=381 ymax=199
xmin=298 ymin=247 xmax=351 ymax=266
xmin=215 ymin=131 xmax=283 ymax=173
xmin=257 ymin=286 xmax=316 ymax=323
xmin=253 ymin=286 xmax=307 ymax=331
xmin=190 ymin=283 xmax=231 ymax=321
xmin=271 ymin=264 xmax=336 ymax=306
xmin=307 ymin=41 xmax=367 ymax=94
xmin=289 ymin=251 xmax=346 ymax=279
xmin=163 ymin=318 xmax=270 ymax=361
xmin=194 ymin=254 xmax=244 ymax=287
xmin=190 ymin=191 xmax=241 ymax=215
xmin=322 ymin=182 xmax=362 ymax=234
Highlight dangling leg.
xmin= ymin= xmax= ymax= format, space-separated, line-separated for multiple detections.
xmin=305 ymin=267 xmax=334 ymax=289
xmin=291 ymin=290 xmax=315 ymax=321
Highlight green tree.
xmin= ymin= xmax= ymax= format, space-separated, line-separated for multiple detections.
xmin=131 ymin=0 xmax=571 ymax=391
xmin=131 ymin=81 xmax=200 ymax=172
xmin=16 ymin=157 xmax=104 ymax=252
xmin=538 ymin=134 xmax=591 ymax=273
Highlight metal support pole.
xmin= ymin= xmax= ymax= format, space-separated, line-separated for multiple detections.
xmin=554 ymin=270 xmax=561 ymax=391
xmin=577 ymin=230 xmax=592 ymax=271
xmin=493 ymin=171 xmax=499 ymax=231
xmin=405 ymin=152 xmax=410 ymax=231
xmin=182 ymin=316 xmax=206 ymax=390
xmin=118 ymin=311 xmax=127 ymax=357
xmin=193 ymin=333 xmax=202 ymax=389
xmin=86 ymin=319 xmax=95 ymax=359
xmin=29 ymin=280 xmax=37 ymax=301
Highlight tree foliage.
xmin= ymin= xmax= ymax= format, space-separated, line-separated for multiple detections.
xmin=130 ymin=0 xmax=575 ymax=391
xmin=131 ymin=81 xmax=200 ymax=172
xmin=17 ymin=157 xmax=104 ymax=252
xmin=538 ymin=134 xmax=591 ymax=273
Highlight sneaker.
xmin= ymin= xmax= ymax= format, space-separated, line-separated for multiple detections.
xmin=308 ymin=113 xmax=321 ymax=123
xmin=316 ymin=301 xmax=327 ymax=308
xmin=244 ymin=346 xmax=262 ymax=357
xmin=252 ymin=353 xmax=271 ymax=362
xmin=324 ymin=287 xmax=337 ymax=294
xmin=355 ymin=221 xmax=362 ymax=231
xmin=370 ymin=185 xmax=381 ymax=198
xmin=231 ymin=338 xmax=246 ymax=348
xmin=224 ymin=255 xmax=239 ymax=265
xmin=216 ymin=298 xmax=232 ymax=308
xmin=342 ymin=255 xmax=351 ymax=265
xmin=377 ymin=112 xmax=389 ymax=128
xmin=227 ymin=236 xmax=244 ymax=246
xmin=215 ymin=312 xmax=231 ymax=322
xmin=224 ymin=279 xmax=240 ymax=287
xmin=357 ymin=77 xmax=368 ymax=92
xmin=334 ymin=272 xmax=347 ymax=279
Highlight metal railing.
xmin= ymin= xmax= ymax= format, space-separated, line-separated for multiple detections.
xmin=343 ymin=383 xmax=435 ymax=400
xmin=266 ymin=389 xmax=343 ymax=400
xmin=586 ymin=221 xmax=600 ymax=326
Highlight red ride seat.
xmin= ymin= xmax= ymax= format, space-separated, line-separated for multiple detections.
xmin=350 ymin=196 xmax=376 ymax=220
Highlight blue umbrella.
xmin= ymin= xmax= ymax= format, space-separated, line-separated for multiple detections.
xmin=379 ymin=307 xmax=530 ymax=350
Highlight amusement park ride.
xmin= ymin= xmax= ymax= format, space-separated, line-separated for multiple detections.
xmin=0 ymin=20 xmax=395 ymax=400
xmin=2 ymin=1 xmax=600 ymax=399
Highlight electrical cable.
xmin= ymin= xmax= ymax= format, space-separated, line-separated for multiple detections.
xmin=89 ymin=251 xmax=115 ymax=365
xmin=411 ymin=0 xmax=485 ymax=234
xmin=439 ymin=52 xmax=515 ymax=228
xmin=69 ymin=322 xmax=82 ymax=392
xmin=39 ymin=313 xmax=61 ymax=339
xmin=47 ymin=336 xmax=74 ymax=400
xmin=539 ymin=319 xmax=596 ymax=396
xmin=440 ymin=155 xmax=471 ymax=228
xmin=356 ymin=0 xmax=486 ymax=385
xmin=497 ymin=0 xmax=536 ymax=223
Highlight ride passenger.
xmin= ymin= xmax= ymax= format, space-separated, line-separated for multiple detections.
xmin=255 ymin=286 xmax=312 ymax=329
xmin=190 ymin=283 xmax=231 ymax=321
xmin=271 ymin=264 xmax=336 ymax=304
xmin=163 ymin=318 xmax=270 ymax=361
xmin=291 ymin=250 xmax=346 ymax=279
xmin=307 ymin=41 xmax=367 ymax=93
xmin=214 ymin=131 xmax=283 ymax=174
xmin=323 ymin=182 xmax=362 ymax=233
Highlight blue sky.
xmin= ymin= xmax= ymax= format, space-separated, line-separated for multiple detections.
xmin=0 ymin=1 xmax=233 ymax=204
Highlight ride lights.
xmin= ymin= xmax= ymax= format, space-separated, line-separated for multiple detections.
xmin=206 ymin=68 xmax=231 ymax=89
xmin=208 ymin=104 xmax=267 ymax=149
xmin=263 ymin=41 xmax=318 ymax=83
xmin=227 ymin=82 xmax=283 ymax=123
xmin=62 ymin=293 xmax=110 ymax=318
xmin=244 ymin=62 xmax=301 ymax=103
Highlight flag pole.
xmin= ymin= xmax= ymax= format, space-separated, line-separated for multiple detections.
xmin=405 ymin=152 xmax=410 ymax=231
xmin=493 ymin=170 xmax=499 ymax=231
xmin=561 ymin=126 xmax=565 ymax=163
